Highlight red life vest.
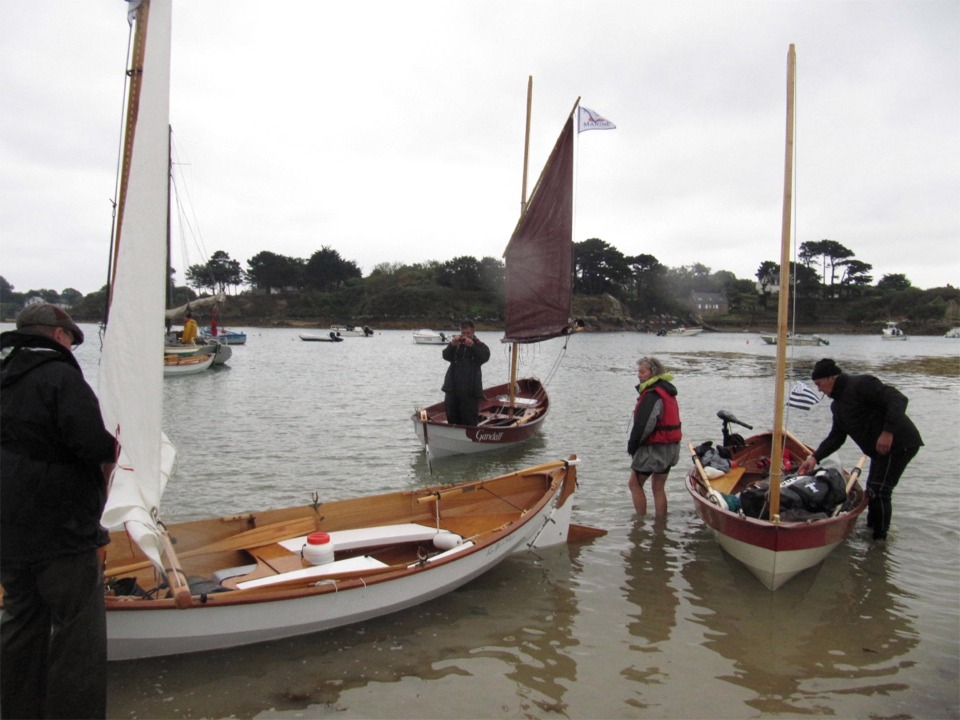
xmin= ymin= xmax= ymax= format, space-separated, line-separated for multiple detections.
xmin=635 ymin=384 xmax=682 ymax=444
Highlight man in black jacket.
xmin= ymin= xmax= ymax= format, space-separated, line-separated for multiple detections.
xmin=441 ymin=320 xmax=491 ymax=426
xmin=1 ymin=303 xmax=116 ymax=719
xmin=797 ymin=358 xmax=923 ymax=541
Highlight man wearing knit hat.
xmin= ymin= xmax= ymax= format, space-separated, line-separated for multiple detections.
xmin=797 ymin=358 xmax=923 ymax=541
xmin=1 ymin=303 xmax=116 ymax=718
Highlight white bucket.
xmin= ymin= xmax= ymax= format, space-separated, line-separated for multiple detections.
xmin=302 ymin=532 xmax=335 ymax=565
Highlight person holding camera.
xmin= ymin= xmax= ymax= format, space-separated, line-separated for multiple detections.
xmin=441 ymin=320 xmax=490 ymax=426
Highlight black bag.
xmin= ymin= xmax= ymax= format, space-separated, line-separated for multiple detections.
xmin=739 ymin=482 xmax=769 ymax=519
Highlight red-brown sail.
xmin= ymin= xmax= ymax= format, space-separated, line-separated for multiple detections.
xmin=503 ymin=115 xmax=574 ymax=344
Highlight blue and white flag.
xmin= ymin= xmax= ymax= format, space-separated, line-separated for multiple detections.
xmin=787 ymin=381 xmax=821 ymax=410
xmin=578 ymin=106 xmax=616 ymax=133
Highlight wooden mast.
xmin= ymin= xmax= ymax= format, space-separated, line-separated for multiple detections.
xmin=769 ymin=44 xmax=797 ymax=519
xmin=508 ymin=76 xmax=534 ymax=414
xmin=110 ymin=0 xmax=150 ymax=308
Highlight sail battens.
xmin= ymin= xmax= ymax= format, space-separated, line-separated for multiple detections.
xmin=503 ymin=116 xmax=574 ymax=344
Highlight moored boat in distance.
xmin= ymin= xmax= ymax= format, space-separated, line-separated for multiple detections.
xmin=331 ymin=324 xmax=373 ymax=337
xmin=299 ymin=332 xmax=343 ymax=342
xmin=945 ymin=327 xmax=960 ymax=338
xmin=759 ymin=332 xmax=829 ymax=346
xmin=412 ymin=329 xmax=452 ymax=345
xmin=881 ymin=321 xmax=908 ymax=340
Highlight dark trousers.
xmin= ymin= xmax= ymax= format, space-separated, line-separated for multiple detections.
xmin=866 ymin=446 xmax=919 ymax=540
xmin=1 ymin=551 xmax=107 ymax=719
xmin=444 ymin=393 xmax=479 ymax=426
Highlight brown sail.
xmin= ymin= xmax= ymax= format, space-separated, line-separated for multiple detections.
xmin=503 ymin=115 xmax=575 ymax=344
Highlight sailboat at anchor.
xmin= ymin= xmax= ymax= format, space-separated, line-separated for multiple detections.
xmin=413 ymin=80 xmax=586 ymax=459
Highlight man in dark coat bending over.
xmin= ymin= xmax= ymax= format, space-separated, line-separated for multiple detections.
xmin=797 ymin=358 xmax=923 ymax=541
xmin=441 ymin=320 xmax=491 ymax=426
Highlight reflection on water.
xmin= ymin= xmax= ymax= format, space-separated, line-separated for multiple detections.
xmin=108 ymin=547 xmax=581 ymax=718
xmin=682 ymin=528 xmax=920 ymax=715
xmin=38 ymin=325 xmax=952 ymax=719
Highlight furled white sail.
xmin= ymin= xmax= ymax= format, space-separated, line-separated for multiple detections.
xmin=100 ymin=0 xmax=175 ymax=570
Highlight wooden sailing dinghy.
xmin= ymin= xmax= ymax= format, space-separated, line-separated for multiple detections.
xmin=413 ymin=79 xmax=581 ymax=458
xmin=685 ymin=45 xmax=867 ymax=590
xmin=74 ymin=0 xmax=590 ymax=660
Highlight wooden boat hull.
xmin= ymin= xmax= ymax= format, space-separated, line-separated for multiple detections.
xmin=162 ymin=352 xmax=214 ymax=376
xmin=101 ymin=458 xmax=578 ymax=659
xmin=686 ymin=431 xmax=867 ymax=590
xmin=412 ymin=378 xmax=548 ymax=458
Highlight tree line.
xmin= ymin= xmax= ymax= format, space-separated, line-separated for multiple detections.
xmin=2 ymin=237 xmax=955 ymax=327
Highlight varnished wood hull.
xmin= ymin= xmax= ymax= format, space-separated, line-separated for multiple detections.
xmin=101 ymin=457 xmax=578 ymax=659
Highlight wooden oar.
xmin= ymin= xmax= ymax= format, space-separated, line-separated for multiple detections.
xmin=688 ymin=443 xmax=726 ymax=508
xmin=105 ymin=516 xmax=318 ymax=578
xmin=160 ymin=531 xmax=193 ymax=609
xmin=832 ymin=455 xmax=868 ymax=517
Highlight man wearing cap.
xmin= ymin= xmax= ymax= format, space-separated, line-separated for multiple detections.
xmin=1 ymin=303 xmax=116 ymax=718
xmin=797 ymin=358 xmax=923 ymax=541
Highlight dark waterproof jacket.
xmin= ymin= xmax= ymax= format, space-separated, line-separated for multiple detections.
xmin=627 ymin=379 xmax=680 ymax=456
xmin=441 ymin=336 xmax=491 ymax=399
xmin=812 ymin=372 xmax=923 ymax=463
xmin=1 ymin=330 xmax=116 ymax=562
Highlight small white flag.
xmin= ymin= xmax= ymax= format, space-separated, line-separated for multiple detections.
xmin=787 ymin=381 xmax=821 ymax=410
xmin=578 ymin=106 xmax=616 ymax=133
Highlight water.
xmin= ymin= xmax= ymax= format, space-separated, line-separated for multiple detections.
xmin=31 ymin=326 xmax=960 ymax=717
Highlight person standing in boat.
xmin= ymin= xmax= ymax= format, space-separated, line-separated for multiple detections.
xmin=798 ymin=358 xmax=923 ymax=541
xmin=441 ymin=320 xmax=491 ymax=426
xmin=180 ymin=311 xmax=198 ymax=344
xmin=0 ymin=303 xmax=116 ymax=719
xmin=627 ymin=357 xmax=682 ymax=517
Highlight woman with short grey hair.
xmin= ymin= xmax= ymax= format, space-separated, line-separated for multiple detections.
xmin=627 ymin=357 xmax=682 ymax=517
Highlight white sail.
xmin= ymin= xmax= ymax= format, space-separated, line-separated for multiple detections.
xmin=100 ymin=0 xmax=175 ymax=570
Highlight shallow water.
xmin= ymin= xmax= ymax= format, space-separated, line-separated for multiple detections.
xmin=55 ymin=327 xmax=960 ymax=717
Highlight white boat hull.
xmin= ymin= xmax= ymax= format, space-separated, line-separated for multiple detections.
xmin=412 ymin=329 xmax=451 ymax=345
xmin=162 ymin=353 xmax=214 ymax=376
xmin=759 ymin=333 xmax=829 ymax=346
xmin=106 ymin=461 xmax=577 ymax=659
xmin=413 ymin=379 xmax=548 ymax=458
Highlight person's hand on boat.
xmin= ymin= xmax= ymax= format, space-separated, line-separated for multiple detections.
xmin=798 ymin=455 xmax=817 ymax=476
xmin=876 ymin=431 xmax=894 ymax=455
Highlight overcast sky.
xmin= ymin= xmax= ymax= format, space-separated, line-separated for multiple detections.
xmin=2 ymin=0 xmax=958 ymax=296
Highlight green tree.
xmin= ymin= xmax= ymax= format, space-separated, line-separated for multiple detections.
xmin=185 ymin=250 xmax=243 ymax=294
xmin=799 ymin=239 xmax=854 ymax=298
xmin=877 ymin=273 xmax=912 ymax=292
xmin=574 ymin=238 xmax=632 ymax=296
xmin=246 ymin=251 xmax=304 ymax=294
xmin=837 ymin=259 xmax=873 ymax=297
xmin=436 ymin=256 xmax=482 ymax=292
xmin=304 ymin=247 xmax=361 ymax=292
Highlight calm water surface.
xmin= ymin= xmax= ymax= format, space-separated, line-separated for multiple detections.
xmin=56 ymin=327 xmax=960 ymax=718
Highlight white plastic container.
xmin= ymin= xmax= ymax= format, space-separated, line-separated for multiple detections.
xmin=301 ymin=532 xmax=335 ymax=565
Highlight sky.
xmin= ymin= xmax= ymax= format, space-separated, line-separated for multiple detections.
xmin=1 ymin=0 xmax=958 ymax=296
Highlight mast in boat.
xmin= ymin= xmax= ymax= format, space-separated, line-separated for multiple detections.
xmin=507 ymin=77 xmax=535 ymax=413
xmin=768 ymin=44 xmax=797 ymax=518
